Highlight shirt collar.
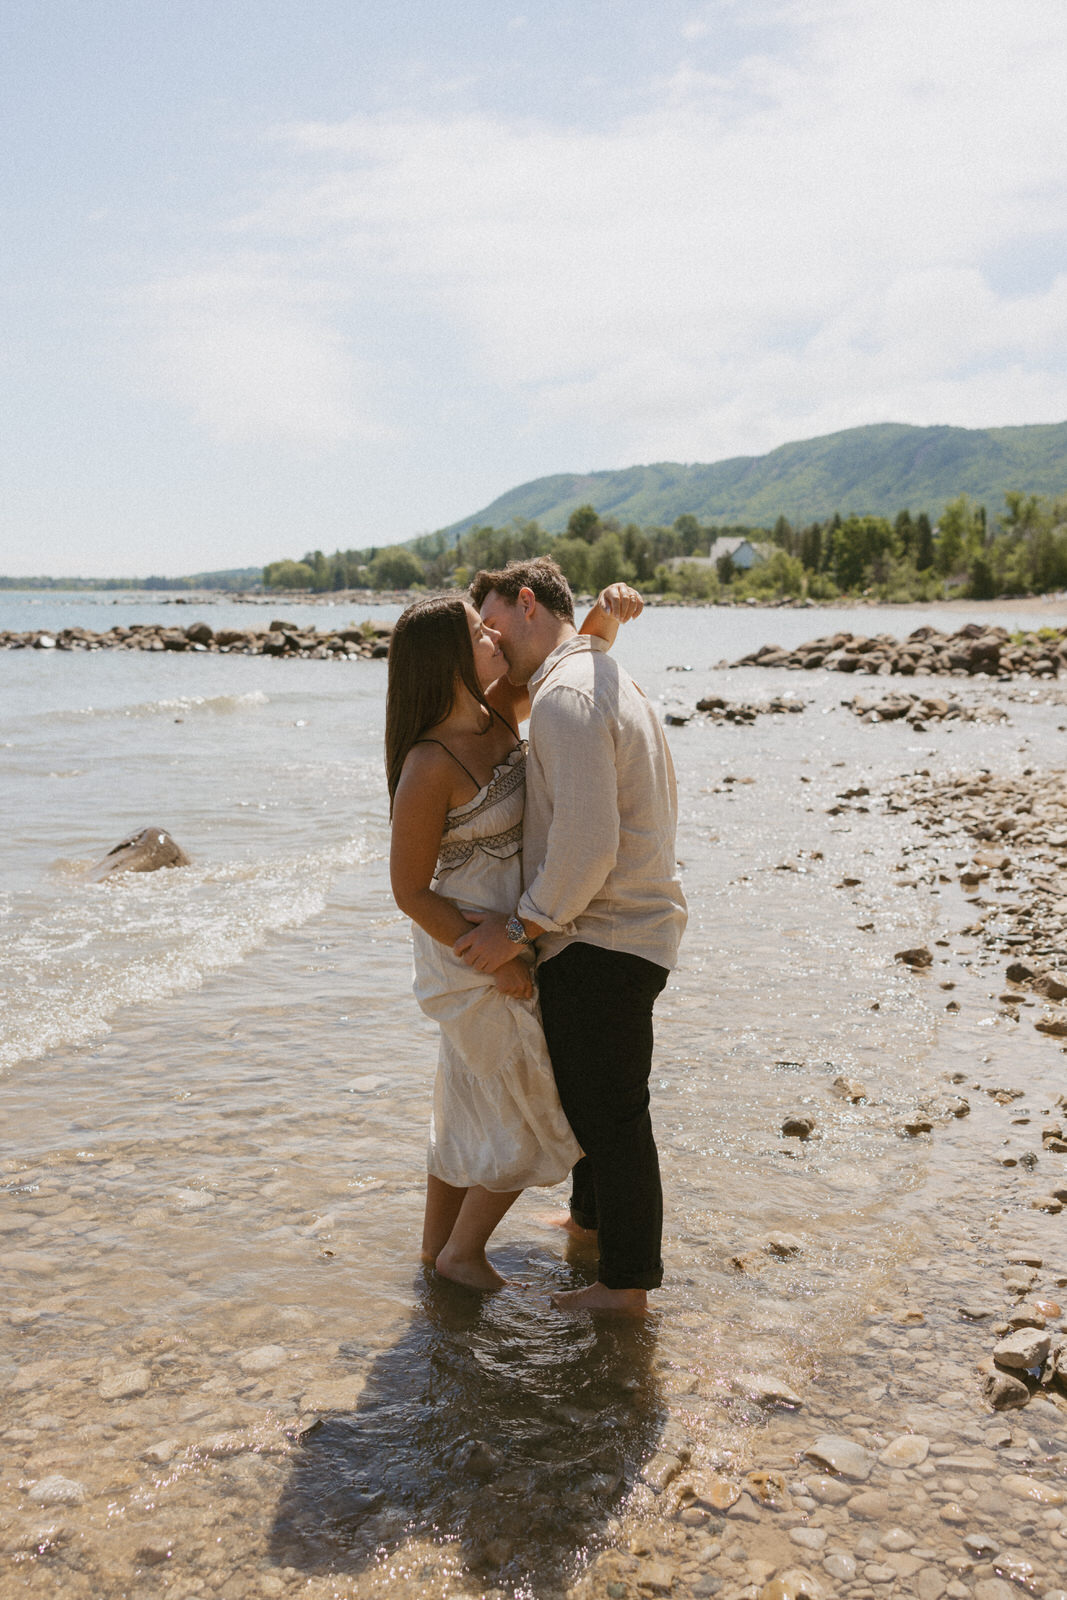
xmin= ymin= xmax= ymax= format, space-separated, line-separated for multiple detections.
xmin=528 ymin=633 xmax=608 ymax=697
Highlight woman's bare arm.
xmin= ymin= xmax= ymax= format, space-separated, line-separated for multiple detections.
xmin=390 ymin=747 xmax=474 ymax=945
xmin=578 ymin=582 xmax=644 ymax=648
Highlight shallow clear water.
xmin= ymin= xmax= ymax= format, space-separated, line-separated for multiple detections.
xmin=3 ymin=595 xmax=1067 ymax=1598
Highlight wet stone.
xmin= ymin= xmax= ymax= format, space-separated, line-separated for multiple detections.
xmin=28 ymin=1475 xmax=87 ymax=1506
xmin=880 ymin=1527 xmax=915 ymax=1551
xmin=994 ymin=1329 xmax=1051 ymax=1370
xmin=641 ymin=1452 xmax=683 ymax=1491
xmin=99 ymin=1367 xmax=152 ymax=1400
xmin=1002 ymin=1474 xmax=1065 ymax=1504
xmin=802 ymin=1434 xmax=874 ymax=1480
xmin=805 ymin=1476 xmax=853 ymax=1506
xmin=237 ymin=1345 xmax=287 ymax=1375
xmin=760 ymin=1570 xmax=826 ymax=1600
xmin=964 ymin=1533 xmax=1001 ymax=1558
xmin=726 ymin=1492 xmax=762 ymax=1522
xmin=992 ymin=1554 xmax=1040 ymax=1588
xmin=789 ymin=1527 xmax=827 ymax=1551
xmin=982 ymin=1369 xmax=1032 ymax=1410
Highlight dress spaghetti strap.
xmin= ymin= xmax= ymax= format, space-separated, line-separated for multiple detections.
xmin=488 ymin=704 xmax=520 ymax=741
xmin=411 ymin=740 xmax=482 ymax=788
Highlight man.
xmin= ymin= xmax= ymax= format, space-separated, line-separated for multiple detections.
xmin=454 ymin=557 xmax=687 ymax=1314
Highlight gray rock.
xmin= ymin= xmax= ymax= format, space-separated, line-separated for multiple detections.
xmin=237 ymin=1344 xmax=287 ymax=1375
xmin=725 ymin=1491 xmax=762 ymax=1521
xmin=880 ymin=1527 xmax=914 ymax=1551
xmin=802 ymin=1435 xmax=874 ymax=1480
xmin=964 ymin=1533 xmax=1000 ymax=1558
xmin=641 ymin=1451 xmax=683 ymax=1491
xmin=788 ymin=1527 xmax=827 ymax=1550
xmin=99 ymin=1367 xmax=151 ymax=1400
xmin=848 ymin=1489 xmax=892 ymax=1518
xmin=89 ymin=826 xmax=190 ymax=879
xmin=993 ymin=1328 xmax=1051 ymax=1371
xmin=782 ymin=1114 xmax=816 ymax=1139
xmin=974 ymin=1582 xmax=1018 ymax=1600
xmin=764 ymin=1231 xmax=805 ymax=1258
xmin=28 ymin=1476 xmax=87 ymax=1506
xmin=760 ymin=1569 xmax=825 ymax=1600
xmin=878 ymin=1433 xmax=929 ymax=1467
xmin=895 ymin=945 xmax=933 ymax=968
xmin=992 ymin=1554 xmax=1040 ymax=1589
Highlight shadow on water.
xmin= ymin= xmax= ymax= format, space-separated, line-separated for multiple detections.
xmin=269 ymin=1242 xmax=664 ymax=1597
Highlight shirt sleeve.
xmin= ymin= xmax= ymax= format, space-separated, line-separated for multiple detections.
xmin=517 ymin=682 xmax=619 ymax=933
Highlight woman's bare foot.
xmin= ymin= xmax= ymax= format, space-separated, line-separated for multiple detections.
xmin=533 ymin=1210 xmax=598 ymax=1241
xmin=435 ymin=1245 xmax=509 ymax=1292
xmin=550 ymin=1283 xmax=647 ymax=1315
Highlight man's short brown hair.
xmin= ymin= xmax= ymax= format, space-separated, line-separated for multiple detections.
xmin=468 ymin=556 xmax=575 ymax=623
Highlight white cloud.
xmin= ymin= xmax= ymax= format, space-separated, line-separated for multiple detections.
xmin=139 ymin=0 xmax=1067 ymax=469
xmin=134 ymin=261 xmax=393 ymax=447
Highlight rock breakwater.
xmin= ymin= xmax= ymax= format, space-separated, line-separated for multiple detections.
xmin=729 ymin=623 xmax=1067 ymax=678
xmin=1 ymin=619 xmax=394 ymax=659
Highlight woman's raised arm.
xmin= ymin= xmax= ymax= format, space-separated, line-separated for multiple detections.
xmin=579 ymin=582 xmax=644 ymax=648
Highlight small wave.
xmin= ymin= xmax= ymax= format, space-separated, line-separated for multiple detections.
xmin=46 ymin=691 xmax=270 ymax=724
xmin=0 ymin=834 xmax=375 ymax=1071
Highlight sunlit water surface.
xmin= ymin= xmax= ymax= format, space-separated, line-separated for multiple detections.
xmin=3 ymin=594 xmax=1067 ymax=1598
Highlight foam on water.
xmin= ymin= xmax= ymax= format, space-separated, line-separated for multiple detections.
xmin=39 ymin=689 xmax=271 ymax=723
xmin=0 ymin=833 xmax=377 ymax=1070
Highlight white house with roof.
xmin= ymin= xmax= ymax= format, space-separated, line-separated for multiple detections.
xmin=706 ymin=536 xmax=775 ymax=569
xmin=671 ymin=535 xmax=776 ymax=572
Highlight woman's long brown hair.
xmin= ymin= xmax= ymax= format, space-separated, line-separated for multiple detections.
xmin=385 ymin=595 xmax=490 ymax=814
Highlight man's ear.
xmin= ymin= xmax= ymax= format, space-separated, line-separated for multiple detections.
xmin=517 ymin=586 xmax=537 ymax=619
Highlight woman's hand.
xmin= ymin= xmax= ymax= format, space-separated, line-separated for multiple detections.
xmin=493 ymin=957 xmax=535 ymax=1000
xmin=579 ymin=584 xmax=643 ymax=648
xmin=596 ymin=582 xmax=643 ymax=622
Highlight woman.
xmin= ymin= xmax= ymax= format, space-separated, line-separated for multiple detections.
xmin=386 ymin=581 xmax=640 ymax=1291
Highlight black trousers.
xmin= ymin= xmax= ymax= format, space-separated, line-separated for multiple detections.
xmin=537 ymin=942 xmax=669 ymax=1291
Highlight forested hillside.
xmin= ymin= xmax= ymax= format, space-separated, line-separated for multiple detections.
xmin=444 ymin=421 xmax=1067 ymax=535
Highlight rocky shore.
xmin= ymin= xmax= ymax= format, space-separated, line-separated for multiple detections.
xmin=882 ymin=767 xmax=1067 ymax=975
xmin=729 ymin=625 xmax=1067 ymax=678
xmin=0 ymin=619 xmax=394 ymax=659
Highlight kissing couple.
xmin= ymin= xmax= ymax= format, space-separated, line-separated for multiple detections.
xmin=386 ymin=558 xmax=687 ymax=1314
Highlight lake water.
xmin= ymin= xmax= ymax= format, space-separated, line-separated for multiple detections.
xmin=3 ymin=592 xmax=1067 ymax=1599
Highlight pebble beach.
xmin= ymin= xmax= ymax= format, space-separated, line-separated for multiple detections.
xmin=3 ymin=593 xmax=1067 ymax=1600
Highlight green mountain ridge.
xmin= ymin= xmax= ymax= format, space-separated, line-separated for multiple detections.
xmin=445 ymin=421 xmax=1067 ymax=536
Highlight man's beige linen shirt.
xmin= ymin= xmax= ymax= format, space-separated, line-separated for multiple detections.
xmin=517 ymin=635 xmax=687 ymax=970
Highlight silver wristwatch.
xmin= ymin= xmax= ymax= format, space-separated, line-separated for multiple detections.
xmin=505 ymin=913 xmax=532 ymax=946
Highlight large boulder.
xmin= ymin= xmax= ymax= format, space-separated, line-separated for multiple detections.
xmin=89 ymin=827 xmax=191 ymax=880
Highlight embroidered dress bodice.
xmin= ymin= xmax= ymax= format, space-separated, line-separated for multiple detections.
xmin=433 ymin=741 xmax=526 ymax=897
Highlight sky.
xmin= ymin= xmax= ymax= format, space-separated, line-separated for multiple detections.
xmin=2 ymin=0 xmax=1066 ymax=577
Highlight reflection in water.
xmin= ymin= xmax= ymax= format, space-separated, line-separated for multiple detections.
xmin=271 ymin=1245 xmax=663 ymax=1596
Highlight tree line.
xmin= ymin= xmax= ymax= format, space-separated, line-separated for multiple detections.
xmin=262 ymin=490 xmax=1067 ymax=601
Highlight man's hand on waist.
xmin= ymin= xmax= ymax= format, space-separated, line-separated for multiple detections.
xmin=454 ymin=911 xmax=543 ymax=972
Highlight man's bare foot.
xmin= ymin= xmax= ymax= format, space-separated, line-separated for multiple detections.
xmin=550 ymin=1283 xmax=647 ymax=1315
xmin=533 ymin=1210 xmax=598 ymax=1241
xmin=435 ymin=1246 xmax=509 ymax=1292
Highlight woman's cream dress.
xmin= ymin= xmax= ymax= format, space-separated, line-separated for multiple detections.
xmin=411 ymin=743 xmax=581 ymax=1192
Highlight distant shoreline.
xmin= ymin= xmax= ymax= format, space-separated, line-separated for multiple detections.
xmin=3 ymin=585 xmax=1067 ymax=620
